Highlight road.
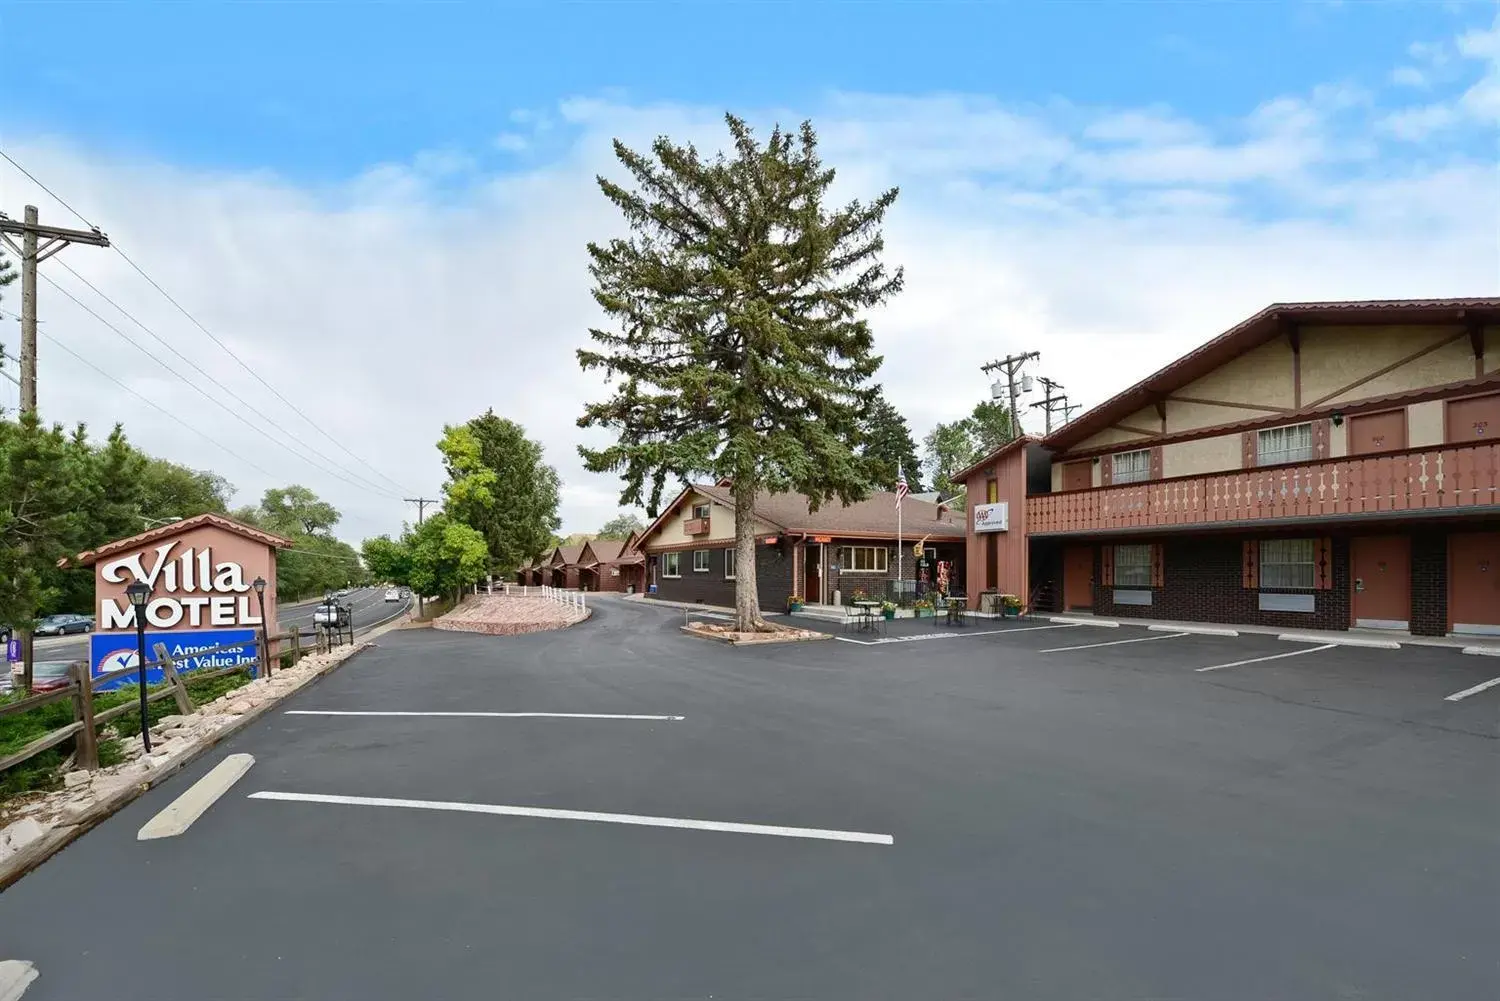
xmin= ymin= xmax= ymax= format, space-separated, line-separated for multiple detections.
xmin=29 ymin=588 xmax=410 ymax=664
xmin=2 ymin=596 xmax=1496 ymax=999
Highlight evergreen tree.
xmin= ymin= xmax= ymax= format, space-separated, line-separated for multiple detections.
xmin=861 ymin=394 xmax=923 ymax=493
xmin=438 ymin=411 xmax=561 ymax=574
xmin=578 ymin=115 xmax=903 ymax=629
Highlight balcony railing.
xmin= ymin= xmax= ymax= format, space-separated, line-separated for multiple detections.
xmin=1027 ymin=441 xmax=1500 ymax=535
xmin=684 ymin=517 xmax=710 ymax=536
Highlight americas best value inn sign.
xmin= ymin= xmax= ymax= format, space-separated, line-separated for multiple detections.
xmin=74 ymin=514 xmax=293 ymax=689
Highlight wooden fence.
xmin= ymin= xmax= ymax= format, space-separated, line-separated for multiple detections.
xmin=0 ymin=625 xmax=349 ymax=777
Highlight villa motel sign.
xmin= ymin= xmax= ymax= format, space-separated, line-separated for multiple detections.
xmin=72 ymin=514 xmax=294 ymax=690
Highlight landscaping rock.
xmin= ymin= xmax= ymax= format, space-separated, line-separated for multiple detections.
xmin=62 ymin=770 xmax=92 ymax=790
xmin=158 ymin=714 xmax=193 ymax=729
xmin=1 ymin=817 xmax=47 ymax=855
xmin=58 ymin=796 xmax=96 ymax=825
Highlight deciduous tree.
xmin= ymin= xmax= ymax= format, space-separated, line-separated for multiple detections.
xmin=439 ymin=411 xmax=561 ymax=575
xmin=578 ymin=115 xmax=903 ymax=629
xmin=597 ymin=512 xmax=645 ymax=540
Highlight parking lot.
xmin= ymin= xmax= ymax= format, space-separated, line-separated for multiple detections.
xmin=2 ymin=595 xmax=1496 ymax=1000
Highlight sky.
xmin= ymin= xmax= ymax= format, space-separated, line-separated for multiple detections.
xmin=0 ymin=0 xmax=1496 ymax=545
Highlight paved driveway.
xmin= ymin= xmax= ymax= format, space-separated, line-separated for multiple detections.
xmin=2 ymin=596 xmax=1496 ymax=1000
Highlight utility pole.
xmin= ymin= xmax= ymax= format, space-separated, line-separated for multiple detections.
xmin=404 ymin=497 xmax=438 ymax=619
xmin=0 ymin=205 xmax=110 ymax=415
xmin=1028 ymin=376 xmax=1070 ymax=434
xmin=980 ymin=351 xmax=1040 ymax=439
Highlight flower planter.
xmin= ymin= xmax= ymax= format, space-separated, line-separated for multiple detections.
xmin=788 ymin=602 xmax=803 ymax=612
xmin=882 ymin=610 xmax=895 ymax=621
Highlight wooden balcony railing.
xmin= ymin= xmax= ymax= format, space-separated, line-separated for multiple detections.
xmin=684 ymin=517 xmax=710 ymax=536
xmin=1026 ymin=441 xmax=1500 ymax=535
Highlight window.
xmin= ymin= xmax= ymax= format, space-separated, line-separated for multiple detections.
xmin=1111 ymin=449 xmax=1151 ymax=484
xmin=1258 ymin=423 xmax=1313 ymax=466
xmin=693 ymin=550 xmax=710 ymax=572
xmin=1113 ymin=544 xmax=1153 ymax=587
xmin=1260 ymin=539 xmax=1315 ymax=589
xmin=986 ymin=479 xmax=998 ymax=504
xmin=691 ymin=503 xmax=711 ymax=519
xmin=663 ymin=552 xmax=681 ymax=578
xmin=840 ymin=546 xmax=889 ymax=573
xmin=724 ymin=549 xmax=736 ymax=579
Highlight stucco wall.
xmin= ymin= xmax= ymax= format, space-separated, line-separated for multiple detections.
xmin=1302 ymin=325 xmax=1472 ymax=405
xmin=1161 ymin=435 xmax=1241 ymax=479
xmin=1407 ymin=400 xmax=1445 ymax=448
xmin=1487 ymin=325 xmax=1499 ymax=374
xmin=1175 ymin=338 xmax=1296 ymax=412
xmin=649 ymin=491 xmax=775 ymax=547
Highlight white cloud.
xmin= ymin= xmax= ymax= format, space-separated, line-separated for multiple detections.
xmin=1379 ymin=11 xmax=1499 ymax=138
xmin=1 ymin=19 xmax=1495 ymax=544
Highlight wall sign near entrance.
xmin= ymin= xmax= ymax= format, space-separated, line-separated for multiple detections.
xmin=973 ymin=502 xmax=1010 ymax=533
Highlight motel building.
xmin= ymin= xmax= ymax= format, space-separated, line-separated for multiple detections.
xmin=635 ymin=481 xmax=966 ymax=611
xmin=958 ymin=297 xmax=1500 ymax=637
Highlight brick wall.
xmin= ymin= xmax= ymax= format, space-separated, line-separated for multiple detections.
xmin=649 ymin=544 xmax=793 ymax=612
xmin=1092 ymin=535 xmax=1353 ymax=630
xmin=1409 ymin=531 xmax=1448 ymax=636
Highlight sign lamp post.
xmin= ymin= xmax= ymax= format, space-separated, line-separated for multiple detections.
xmin=124 ymin=578 xmax=153 ymax=753
xmin=252 ymin=576 xmax=269 ymax=677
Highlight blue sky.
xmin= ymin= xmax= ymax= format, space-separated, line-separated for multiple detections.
xmin=0 ymin=1 xmax=1495 ymax=541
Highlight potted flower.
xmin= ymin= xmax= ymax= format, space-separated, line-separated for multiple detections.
xmin=1000 ymin=593 xmax=1023 ymax=618
xmin=913 ymin=598 xmax=935 ymax=618
xmin=880 ymin=600 xmax=897 ymax=621
xmin=787 ymin=594 xmax=805 ymax=613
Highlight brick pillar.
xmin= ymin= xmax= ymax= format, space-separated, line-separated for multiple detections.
xmin=1410 ymin=531 xmax=1448 ymax=636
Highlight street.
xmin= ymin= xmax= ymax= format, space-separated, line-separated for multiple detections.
xmin=1 ymin=595 xmax=1496 ymax=1000
xmin=29 ymin=587 xmax=409 ymax=664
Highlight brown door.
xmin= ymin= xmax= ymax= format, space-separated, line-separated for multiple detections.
xmin=1446 ymin=393 xmax=1500 ymax=443
xmin=1062 ymin=461 xmax=1091 ymax=491
xmin=1449 ymin=532 xmax=1500 ymax=633
xmin=1348 ymin=410 xmax=1406 ymax=456
xmin=1063 ymin=545 xmax=1093 ymax=611
xmin=1350 ymin=536 xmax=1410 ymax=628
xmin=806 ymin=546 xmax=822 ymax=603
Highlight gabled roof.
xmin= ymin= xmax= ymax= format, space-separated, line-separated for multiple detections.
xmin=1043 ymin=297 xmax=1500 ymax=453
xmin=951 ymin=435 xmax=1038 ymax=486
xmin=581 ymin=535 xmax=644 ymax=566
xmin=551 ymin=544 xmax=586 ymax=567
xmin=72 ymin=513 xmax=294 ymax=567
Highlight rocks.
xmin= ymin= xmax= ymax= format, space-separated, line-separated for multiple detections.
xmin=1 ymin=817 xmax=47 ymax=856
xmin=62 ymin=770 xmax=92 ymax=790
xmin=57 ymin=796 xmax=96 ymax=825
xmin=158 ymin=714 xmax=193 ymax=730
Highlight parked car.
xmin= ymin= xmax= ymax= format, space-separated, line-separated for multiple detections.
xmin=30 ymin=661 xmax=76 ymax=692
xmin=384 ymin=588 xmax=401 ymax=602
xmin=34 ymin=613 xmax=91 ymax=636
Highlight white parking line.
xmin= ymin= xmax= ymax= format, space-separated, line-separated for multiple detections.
xmin=1196 ymin=644 xmax=1337 ymax=673
xmin=137 ymin=753 xmax=255 ymax=841
xmin=1444 ymin=676 xmax=1500 ymax=702
xmin=834 ymin=623 xmax=1080 ymax=646
xmin=248 ymin=791 xmax=893 ymax=845
xmin=1038 ymin=632 xmax=1188 ymax=654
xmin=284 ymin=711 xmax=685 ymax=721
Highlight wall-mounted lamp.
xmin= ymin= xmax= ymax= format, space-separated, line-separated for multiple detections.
xmin=1331 ymin=412 xmax=1345 ymax=427
xmin=1092 ymin=456 xmax=1101 ymax=465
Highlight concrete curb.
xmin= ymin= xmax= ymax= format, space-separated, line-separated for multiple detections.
xmin=1276 ymin=632 xmax=1401 ymax=649
xmin=433 ymin=606 xmax=592 ymax=636
xmin=0 ymin=642 xmax=376 ymax=892
xmin=1050 ymin=617 xmax=1119 ymax=628
xmin=1149 ymin=624 xmax=1239 ymax=637
xmin=679 ymin=624 xmax=831 ymax=646
xmin=1461 ymin=645 xmax=1500 ymax=657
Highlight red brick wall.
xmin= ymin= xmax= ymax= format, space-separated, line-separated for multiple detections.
xmin=1410 ymin=531 xmax=1448 ymax=636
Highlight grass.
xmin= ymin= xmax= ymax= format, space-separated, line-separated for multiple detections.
xmin=0 ymin=666 xmax=259 ymax=801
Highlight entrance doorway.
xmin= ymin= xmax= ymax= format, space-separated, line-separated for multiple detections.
xmin=806 ymin=545 xmax=823 ymax=603
xmin=1350 ymin=536 xmax=1410 ymax=629
xmin=1449 ymin=531 xmax=1500 ymax=635
xmin=1348 ymin=410 xmax=1407 ymax=455
xmin=1063 ymin=545 xmax=1093 ymax=611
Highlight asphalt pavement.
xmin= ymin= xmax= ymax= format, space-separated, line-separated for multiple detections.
xmin=2 ymin=596 xmax=1496 ymax=1000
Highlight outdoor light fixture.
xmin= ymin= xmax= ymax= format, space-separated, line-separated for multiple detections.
xmin=252 ymin=576 xmax=270 ymax=678
xmin=1331 ymin=411 xmax=1345 ymax=427
xmin=125 ymin=578 xmax=153 ymax=753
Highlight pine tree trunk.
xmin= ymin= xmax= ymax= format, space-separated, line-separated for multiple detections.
xmin=732 ymin=480 xmax=767 ymax=631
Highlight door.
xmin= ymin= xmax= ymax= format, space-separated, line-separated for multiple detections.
xmin=1063 ymin=545 xmax=1093 ymax=611
xmin=1348 ymin=410 xmax=1406 ymax=456
xmin=1449 ymin=532 xmax=1500 ymax=635
xmin=806 ymin=545 xmax=822 ymax=603
xmin=1062 ymin=461 xmax=1091 ymax=491
xmin=1350 ymin=536 xmax=1410 ymax=629
xmin=1446 ymin=393 xmax=1500 ymax=443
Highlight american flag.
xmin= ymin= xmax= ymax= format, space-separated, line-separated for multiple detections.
xmin=896 ymin=468 xmax=909 ymax=505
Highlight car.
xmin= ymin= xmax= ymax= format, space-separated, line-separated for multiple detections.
xmin=29 ymin=660 xmax=77 ymax=692
xmin=34 ymin=614 xmax=91 ymax=636
xmin=384 ymin=588 xmax=401 ymax=602
xmin=336 ymin=587 xmax=351 ymax=597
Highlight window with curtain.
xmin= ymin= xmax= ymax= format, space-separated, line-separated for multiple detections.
xmin=1113 ymin=544 xmax=1153 ymax=587
xmin=1258 ymin=423 xmax=1314 ymax=466
xmin=663 ymin=552 xmax=681 ymax=577
xmin=693 ymin=550 xmax=710 ymax=572
xmin=840 ymin=547 xmax=889 ymax=572
xmin=1260 ymin=539 xmax=1316 ymax=588
xmin=1111 ymin=449 xmax=1151 ymax=484
xmin=724 ymin=549 xmax=736 ymax=579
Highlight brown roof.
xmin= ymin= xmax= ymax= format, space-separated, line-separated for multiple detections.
xmin=1043 ymin=297 xmax=1500 ymax=453
xmin=582 ymin=537 xmax=644 ymax=566
xmin=689 ymin=484 xmax=964 ymax=539
xmin=552 ymin=544 xmax=586 ymax=567
xmin=71 ymin=513 xmax=294 ymax=567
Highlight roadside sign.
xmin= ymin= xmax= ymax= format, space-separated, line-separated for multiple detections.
xmin=5 ymin=638 xmax=19 ymax=662
xmin=89 ymin=628 xmax=258 ymax=690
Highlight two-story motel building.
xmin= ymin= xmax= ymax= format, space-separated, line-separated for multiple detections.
xmin=959 ymin=298 xmax=1500 ymax=636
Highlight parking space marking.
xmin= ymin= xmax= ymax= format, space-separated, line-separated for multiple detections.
xmin=137 ymin=753 xmax=255 ymax=841
xmin=1195 ymin=644 xmax=1337 ymax=673
xmin=834 ymin=623 xmax=1080 ymax=646
xmin=1443 ymin=676 xmax=1500 ymax=702
xmin=248 ymin=791 xmax=894 ymax=845
xmin=285 ymin=711 xmax=685 ymax=721
xmin=1038 ymin=632 xmax=1188 ymax=654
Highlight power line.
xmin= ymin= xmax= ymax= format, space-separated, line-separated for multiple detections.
xmin=0 ymin=146 xmax=413 ymax=495
xmin=48 ymin=258 xmax=404 ymax=498
xmin=39 ymin=271 xmax=406 ymax=500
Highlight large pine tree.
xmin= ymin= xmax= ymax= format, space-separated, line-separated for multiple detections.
xmin=578 ymin=115 xmax=904 ymax=629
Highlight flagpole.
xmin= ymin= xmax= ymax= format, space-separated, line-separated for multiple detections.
xmin=897 ymin=474 xmax=904 ymax=600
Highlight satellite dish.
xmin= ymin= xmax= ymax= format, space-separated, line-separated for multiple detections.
xmin=1020 ymin=374 xmax=1034 ymax=393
